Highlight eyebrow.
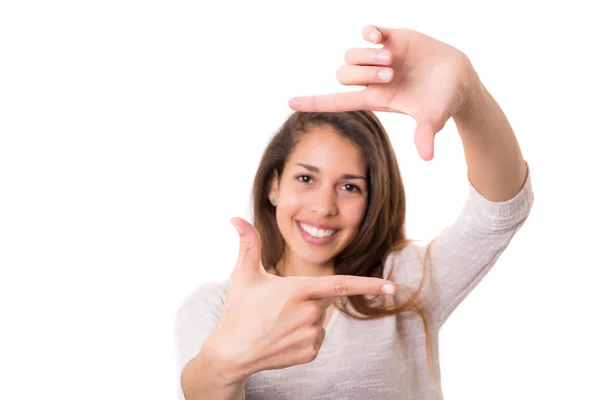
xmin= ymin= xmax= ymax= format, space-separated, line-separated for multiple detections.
xmin=295 ymin=163 xmax=366 ymax=181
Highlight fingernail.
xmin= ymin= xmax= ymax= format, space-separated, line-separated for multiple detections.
xmin=382 ymin=283 xmax=396 ymax=295
xmin=378 ymin=69 xmax=392 ymax=81
xmin=369 ymin=31 xmax=379 ymax=42
xmin=375 ymin=51 xmax=390 ymax=62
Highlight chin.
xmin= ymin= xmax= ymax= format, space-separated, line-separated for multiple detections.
xmin=290 ymin=238 xmax=346 ymax=268
xmin=297 ymin=251 xmax=337 ymax=267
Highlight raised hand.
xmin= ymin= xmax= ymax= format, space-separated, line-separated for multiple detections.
xmin=203 ymin=217 xmax=397 ymax=383
xmin=288 ymin=25 xmax=479 ymax=161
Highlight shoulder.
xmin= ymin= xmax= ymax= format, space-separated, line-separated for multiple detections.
xmin=174 ymin=278 xmax=230 ymax=325
xmin=183 ymin=278 xmax=230 ymax=304
xmin=173 ymin=278 xmax=231 ymax=374
xmin=383 ymin=241 xmax=427 ymax=291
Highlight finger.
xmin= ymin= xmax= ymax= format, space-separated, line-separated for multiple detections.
xmin=288 ymin=90 xmax=368 ymax=112
xmin=303 ymin=275 xmax=397 ymax=299
xmin=318 ymin=326 xmax=326 ymax=347
xmin=362 ymin=24 xmax=394 ymax=44
xmin=413 ymin=122 xmax=438 ymax=161
xmin=414 ymin=118 xmax=447 ymax=161
xmin=230 ymin=217 xmax=263 ymax=274
xmin=344 ymin=48 xmax=392 ymax=66
xmin=362 ymin=24 xmax=382 ymax=44
xmin=314 ymin=308 xmax=327 ymax=326
xmin=336 ymin=65 xmax=394 ymax=86
xmin=315 ymin=296 xmax=334 ymax=312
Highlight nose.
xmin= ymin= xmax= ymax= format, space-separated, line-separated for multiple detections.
xmin=310 ymin=187 xmax=338 ymax=217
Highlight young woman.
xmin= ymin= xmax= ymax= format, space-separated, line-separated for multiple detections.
xmin=175 ymin=25 xmax=533 ymax=400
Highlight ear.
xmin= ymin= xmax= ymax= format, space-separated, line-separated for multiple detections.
xmin=268 ymin=170 xmax=279 ymax=204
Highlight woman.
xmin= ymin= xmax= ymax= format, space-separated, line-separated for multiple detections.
xmin=175 ymin=25 xmax=533 ymax=399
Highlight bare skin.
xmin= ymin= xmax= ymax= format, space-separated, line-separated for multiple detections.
xmin=264 ymin=266 xmax=340 ymax=328
xmin=181 ymin=218 xmax=397 ymax=400
xmin=290 ymin=25 xmax=527 ymax=201
xmin=181 ymin=24 xmax=528 ymax=400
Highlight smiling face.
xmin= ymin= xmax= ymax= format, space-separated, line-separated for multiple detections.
xmin=269 ymin=125 xmax=369 ymax=272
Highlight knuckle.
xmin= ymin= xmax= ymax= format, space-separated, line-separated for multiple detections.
xmin=333 ymin=281 xmax=349 ymax=296
xmin=331 ymin=93 xmax=339 ymax=111
xmin=306 ymin=305 xmax=321 ymax=322
xmin=309 ymin=326 xmax=322 ymax=342
xmin=299 ymin=326 xmax=321 ymax=349
xmin=239 ymin=239 xmax=254 ymax=252
xmin=301 ymin=347 xmax=319 ymax=364
xmin=361 ymin=281 xmax=375 ymax=295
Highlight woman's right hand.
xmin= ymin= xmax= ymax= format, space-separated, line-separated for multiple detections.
xmin=200 ymin=217 xmax=397 ymax=383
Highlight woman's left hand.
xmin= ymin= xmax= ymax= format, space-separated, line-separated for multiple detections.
xmin=289 ymin=25 xmax=480 ymax=161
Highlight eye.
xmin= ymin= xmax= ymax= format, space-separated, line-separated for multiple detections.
xmin=297 ymin=175 xmax=312 ymax=183
xmin=341 ymin=183 xmax=361 ymax=193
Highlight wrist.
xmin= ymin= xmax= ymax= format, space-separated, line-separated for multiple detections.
xmin=180 ymin=343 xmax=248 ymax=399
xmin=453 ymin=55 xmax=486 ymax=125
xmin=200 ymin=331 xmax=252 ymax=385
xmin=455 ymin=87 xmax=494 ymax=137
xmin=181 ymin=349 xmax=248 ymax=400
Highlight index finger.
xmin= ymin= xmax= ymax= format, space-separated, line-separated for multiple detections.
xmin=288 ymin=90 xmax=368 ymax=113
xmin=301 ymin=275 xmax=397 ymax=299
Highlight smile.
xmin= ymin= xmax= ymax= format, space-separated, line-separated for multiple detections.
xmin=299 ymin=223 xmax=337 ymax=238
xmin=295 ymin=221 xmax=340 ymax=245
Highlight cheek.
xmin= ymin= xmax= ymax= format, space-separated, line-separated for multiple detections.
xmin=274 ymin=192 xmax=302 ymax=231
xmin=277 ymin=185 xmax=307 ymax=214
xmin=340 ymin=198 xmax=368 ymax=226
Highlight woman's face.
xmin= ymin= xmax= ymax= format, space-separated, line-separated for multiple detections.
xmin=269 ymin=125 xmax=369 ymax=268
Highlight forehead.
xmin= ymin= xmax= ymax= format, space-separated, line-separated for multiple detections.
xmin=287 ymin=125 xmax=366 ymax=173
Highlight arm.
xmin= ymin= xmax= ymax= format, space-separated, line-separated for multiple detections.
xmin=286 ymin=25 xmax=534 ymax=328
xmin=176 ymin=222 xmax=400 ymax=399
xmin=455 ymin=66 xmax=528 ymax=202
xmin=424 ymin=161 xmax=533 ymax=328
xmin=180 ymin=343 xmax=246 ymax=400
xmin=175 ymin=283 xmax=247 ymax=400
xmin=419 ymin=72 xmax=534 ymax=327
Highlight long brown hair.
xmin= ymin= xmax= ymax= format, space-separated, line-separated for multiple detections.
xmin=251 ymin=110 xmax=440 ymax=396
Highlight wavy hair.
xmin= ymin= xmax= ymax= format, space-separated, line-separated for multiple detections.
xmin=251 ymin=110 xmax=440 ymax=397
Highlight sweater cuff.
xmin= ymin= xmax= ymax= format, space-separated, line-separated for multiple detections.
xmin=465 ymin=161 xmax=534 ymax=230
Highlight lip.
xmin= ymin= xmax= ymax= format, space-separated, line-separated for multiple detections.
xmin=295 ymin=220 xmax=340 ymax=245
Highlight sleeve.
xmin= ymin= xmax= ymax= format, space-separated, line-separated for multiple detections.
xmin=389 ymin=163 xmax=534 ymax=329
xmin=173 ymin=282 xmax=227 ymax=399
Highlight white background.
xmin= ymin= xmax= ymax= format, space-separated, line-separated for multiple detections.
xmin=1 ymin=1 xmax=599 ymax=399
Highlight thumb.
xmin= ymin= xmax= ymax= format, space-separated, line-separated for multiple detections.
xmin=230 ymin=217 xmax=263 ymax=276
xmin=413 ymin=121 xmax=441 ymax=161
xmin=362 ymin=24 xmax=396 ymax=44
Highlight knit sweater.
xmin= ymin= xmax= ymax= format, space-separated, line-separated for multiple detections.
xmin=174 ymin=167 xmax=534 ymax=400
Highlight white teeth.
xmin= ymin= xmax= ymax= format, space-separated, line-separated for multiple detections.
xmin=300 ymin=223 xmax=336 ymax=238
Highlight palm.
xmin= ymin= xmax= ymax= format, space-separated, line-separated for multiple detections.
xmin=289 ymin=27 xmax=476 ymax=160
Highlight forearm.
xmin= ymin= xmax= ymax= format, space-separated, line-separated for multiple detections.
xmin=453 ymin=69 xmax=528 ymax=202
xmin=180 ymin=343 xmax=247 ymax=400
